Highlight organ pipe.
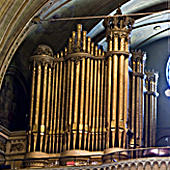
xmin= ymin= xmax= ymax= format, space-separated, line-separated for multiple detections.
xmin=27 ymin=10 xmax=159 ymax=162
xmin=28 ymin=62 xmax=36 ymax=152
xmin=40 ymin=63 xmax=48 ymax=151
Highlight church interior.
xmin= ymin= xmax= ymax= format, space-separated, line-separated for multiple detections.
xmin=1 ymin=0 xmax=170 ymax=169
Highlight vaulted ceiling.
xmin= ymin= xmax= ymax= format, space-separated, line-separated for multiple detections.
xmin=0 ymin=0 xmax=169 ymax=88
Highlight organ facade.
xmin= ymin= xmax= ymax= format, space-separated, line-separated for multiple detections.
xmin=0 ymin=8 xmax=159 ymax=168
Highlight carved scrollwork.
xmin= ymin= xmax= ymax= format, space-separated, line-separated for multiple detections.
xmin=33 ymin=44 xmax=54 ymax=57
xmin=70 ymin=56 xmax=83 ymax=64
xmin=10 ymin=143 xmax=23 ymax=152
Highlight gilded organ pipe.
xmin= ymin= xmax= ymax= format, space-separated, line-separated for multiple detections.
xmin=96 ymin=58 xmax=101 ymax=150
xmin=56 ymin=54 xmax=63 ymax=153
xmin=123 ymin=58 xmax=128 ymax=148
xmin=112 ymin=54 xmax=118 ymax=148
xmin=49 ymin=62 xmax=56 ymax=153
xmin=33 ymin=62 xmax=42 ymax=151
xmin=53 ymin=56 xmax=59 ymax=153
xmin=106 ymin=56 xmax=112 ymax=149
xmin=79 ymin=56 xmax=85 ymax=149
xmin=44 ymin=66 xmax=52 ymax=152
xmin=92 ymin=55 xmax=97 ymax=151
xmin=77 ymin=24 xmax=82 ymax=52
xmin=103 ymin=64 xmax=107 ymax=150
xmin=68 ymin=60 xmax=74 ymax=150
xmin=118 ymin=55 xmax=124 ymax=147
xmin=73 ymin=60 xmax=80 ymax=149
xmin=65 ymin=59 xmax=71 ymax=150
xmin=60 ymin=61 xmax=66 ymax=152
xmin=99 ymin=58 xmax=104 ymax=150
xmin=88 ymin=58 xmax=93 ymax=151
xmin=40 ymin=63 xmax=48 ymax=151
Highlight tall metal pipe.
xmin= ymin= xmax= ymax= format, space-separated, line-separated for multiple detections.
xmin=33 ymin=62 xmax=42 ymax=151
xmin=40 ymin=63 xmax=48 ymax=151
xmin=28 ymin=62 xmax=36 ymax=152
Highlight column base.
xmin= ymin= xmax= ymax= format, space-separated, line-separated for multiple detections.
xmin=24 ymin=152 xmax=48 ymax=168
xmin=103 ymin=147 xmax=128 ymax=163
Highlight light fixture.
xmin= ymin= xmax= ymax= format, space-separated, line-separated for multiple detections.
xmin=153 ymin=26 xmax=161 ymax=30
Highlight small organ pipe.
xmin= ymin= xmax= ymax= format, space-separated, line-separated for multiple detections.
xmin=68 ymin=38 xmax=72 ymax=53
xmin=92 ymin=58 xmax=97 ymax=151
xmin=99 ymin=59 xmax=104 ymax=150
xmin=73 ymin=60 xmax=80 ymax=149
xmin=33 ymin=62 xmax=42 ymax=151
xmin=96 ymin=59 xmax=101 ymax=150
xmin=28 ymin=63 xmax=36 ymax=152
xmin=44 ymin=66 xmax=52 ymax=152
xmin=77 ymin=24 xmax=82 ymax=52
xmin=40 ymin=63 xmax=48 ymax=151
xmin=60 ymin=61 xmax=66 ymax=152
xmin=56 ymin=54 xmax=63 ymax=152
xmin=123 ymin=58 xmax=128 ymax=148
xmin=79 ymin=57 xmax=85 ymax=149
xmin=118 ymin=55 xmax=124 ymax=148
xmin=88 ymin=59 xmax=93 ymax=150
xmin=87 ymin=37 xmax=91 ymax=54
xmin=112 ymin=54 xmax=118 ymax=148
xmin=68 ymin=61 xmax=74 ymax=150
xmin=84 ymin=57 xmax=90 ymax=149
xmin=106 ymin=56 xmax=112 ymax=149
xmin=53 ymin=58 xmax=59 ymax=153
xmin=83 ymin=31 xmax=87 ymax=52
xmin=49 ymin=63 xmax=56 ymax=153
xmin=65 ymin=60 xmax=71 ymax=150
xmin=103 ymin=64 xmax=107 ymax=150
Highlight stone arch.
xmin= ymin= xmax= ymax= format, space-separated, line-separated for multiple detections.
xmin=111 ymin=166 xmax=116 ymax=170
xmin=144 ymin=162 xmax=152 ymax=170
xmin=130 ymin=163 xmax=136 ymax=170
xmin=106 ymin=167 xmax=110 ymax=170
xmin=123 ymin=164 xmax=129 ymax=170
xmin=160 ymin=161 xmax=167 ymax=170
xmin=117 ymin=165 xmax=122 ymax=170
xmin=137 ymin=162 xmax=143 ymax=170
xmin=152 ymin=161 xmax=159 ymax=170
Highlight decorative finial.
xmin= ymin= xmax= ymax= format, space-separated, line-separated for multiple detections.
xmin=115 ymin=6 xmax=122 ymax=15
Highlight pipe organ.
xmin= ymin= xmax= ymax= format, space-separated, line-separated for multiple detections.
xmin=26 ymin=8 xmax=159 ymax=166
